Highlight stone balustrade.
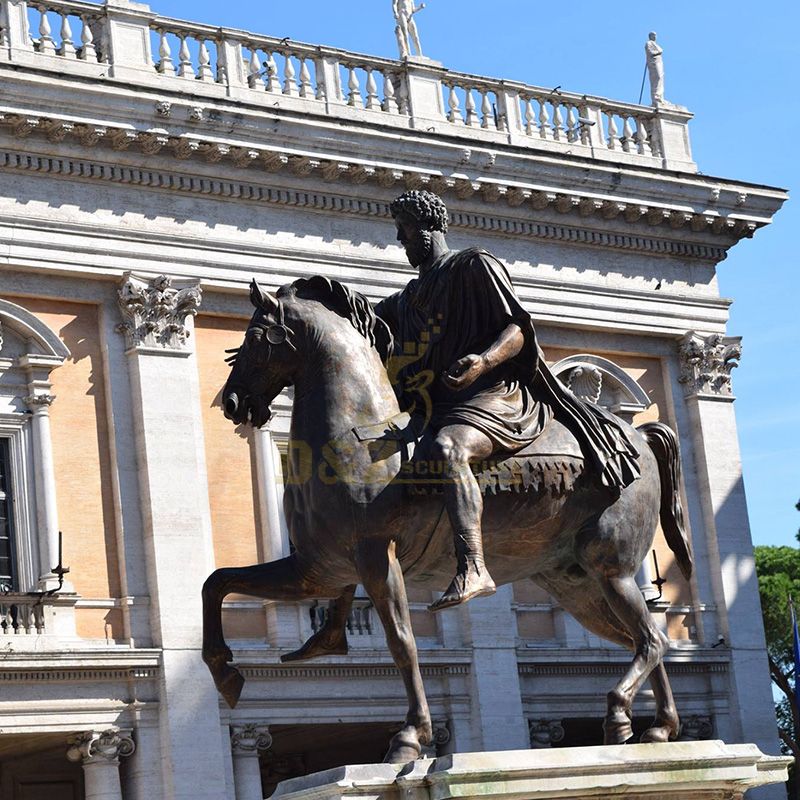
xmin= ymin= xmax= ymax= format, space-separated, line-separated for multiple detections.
xmin=0 ymin=0 xmax=694 ymax=170
xmin=0 ymin=592 xmax=45 ymax=635
xmin=309 ymin=598 xmax=373 ymax=637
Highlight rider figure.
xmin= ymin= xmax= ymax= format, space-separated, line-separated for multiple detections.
xmin=282 ymin=190 xmax=641 ymax=661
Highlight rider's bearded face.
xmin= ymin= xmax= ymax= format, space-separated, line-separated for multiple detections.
xmin=395 ymin=213 xmax=432 ymax=268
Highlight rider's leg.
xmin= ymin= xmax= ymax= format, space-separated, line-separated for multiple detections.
xmin=428 ymin=424 xmax=496 ymax=611
xmin=281 ymin=585 xmax=356 ymax=662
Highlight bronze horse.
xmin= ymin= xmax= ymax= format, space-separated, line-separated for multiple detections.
xmin=202 ymin=276 xmax=693 ymax=762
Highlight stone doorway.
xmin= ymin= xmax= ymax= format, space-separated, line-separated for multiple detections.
xmin=0 ymin=734 xmax=83 ymax=800
xmin=260 ymin=723 xmax=398 ymax=797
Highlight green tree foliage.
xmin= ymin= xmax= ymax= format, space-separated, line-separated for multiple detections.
xmin=754 ymin=515 xmax=800 ymax=773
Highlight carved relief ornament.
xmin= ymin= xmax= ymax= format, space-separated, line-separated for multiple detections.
xmin=230 ymin=724 xmax=273 ymax=754
xmin=66 ymin=728 xmax=136 ymax=764
xmin=529 ymin=719 xmax=565 ymax=748
xmin=678 ymin=331 xmax=742 ymax=398
xmin=117 ymin=273 xmax=202 ymax=353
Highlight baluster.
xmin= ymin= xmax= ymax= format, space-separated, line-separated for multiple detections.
xmin=0 ymin=2 xmax=8 ymax=49
xmin=578 ymin=106 xmax=591 ymax=145
xmin=621 ymin=116 xmax=634 ymax=152
xmin=447 ymin=85 xmax=461 ymax=124
xmin=552 ymin=102 xmax=564 ymax=141
xmin=178 ymin=35 xmax=194 ymax=78
xmin=635 ymin=117 xmax=650 ymax=155
xmin=567 ymin=107 xmax=579 ymax=142
xmin=247 ymin=48 xmax=262 ymax=89
xmin=299 ymin=59 xmax=313 ymax=98
xmin=480 ymin=91 xmax=494 ymax=129
xmin=464 ymin=89 xmax=479 ymax=127
xmin=524 ymin=98 xmax=536 ymax=136
xmin=347 ymin=66 xmax=363 ymax=108
xmin=365 ymin=70 xmax=379 ymax=109
xmin=58 ymin=14 xmax=75 ymax=57
xmin=78 ymin=16 xmax=97 ymax=62
xmin=196 ymin=38 xmax=214 ymax=81
xmin=283 ymin=55 xmax=298 ymax=95
xmin=265 ymin=53 xmax=280 ymax=92
xmin=397 ymin=77 xmax=410 ymax=115
xmin=37 ymin=8 xmax=56 ymax=55
xmin=383 ymin=73 xmax=398 ymax=113
xmin=156 ymin=29 xmax=174 ymax=74
xmin=606 ymin=113 xmax=618 ymax=150
xmin=538 ymin=99 xmax=550 ymax=139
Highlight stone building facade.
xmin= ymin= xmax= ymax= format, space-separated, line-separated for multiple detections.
xmin=0 ymin=1 xmax=788 ymax=798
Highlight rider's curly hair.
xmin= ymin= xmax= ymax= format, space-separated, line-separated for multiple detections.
xmin=389 ymin=190 xmax=449 ymax=234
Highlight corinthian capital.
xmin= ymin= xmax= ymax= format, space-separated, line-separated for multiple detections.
xmin=117 ymin=273 xmax=202 ymax=353
xmin=66 ymin=728 xmax=135 ymax=764
xmin=678 ymin=331 xmax=742 ymax=398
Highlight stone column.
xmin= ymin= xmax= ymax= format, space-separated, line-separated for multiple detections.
xmin=66 ymin=728 xmax=135 ymax=800
xmin=230 ymin=725 xmax=272 ymax=800
xmin=253 ymin=425 xmax=289 ymax=562
xmin=676 ymin=332 xmax=781 ymax=788
xmin=118 ymin=272 xmax=227 ymax=800
xmin=20 ymin=352 xmax=69 ymax=589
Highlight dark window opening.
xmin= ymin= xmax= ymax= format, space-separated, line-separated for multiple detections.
xmin=0 ymin=438 xmax=18 ymax=591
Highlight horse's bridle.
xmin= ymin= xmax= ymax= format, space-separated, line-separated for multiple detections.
xmin=248 ymin=298 xmax=297 ymax=358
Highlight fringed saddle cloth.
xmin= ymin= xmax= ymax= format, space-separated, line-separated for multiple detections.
xmin=354 ymin=414 xmax=585 ymax=498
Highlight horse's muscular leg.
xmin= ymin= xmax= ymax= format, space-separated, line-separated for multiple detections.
xmin=596 ymin=574 xmax=669 ymax=745
xmin=355 ymin=538 xmax=431 ymax=763
xmin=642 ymin=662 xmax=680 ymax=743
xmin=202 ymin=555 xmax=326 ymax=708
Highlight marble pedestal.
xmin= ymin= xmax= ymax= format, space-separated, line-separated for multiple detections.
xmin=271 ymin=742 xmax=790 ymax=800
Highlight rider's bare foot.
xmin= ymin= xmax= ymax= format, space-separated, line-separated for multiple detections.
xmin=280 ymin=627 xmax=349 ymax=663
xmin=428 ymin=562 xmax=496 ymax=612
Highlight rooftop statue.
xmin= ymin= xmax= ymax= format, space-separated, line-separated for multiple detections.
xmin=202 ymin=191 xmax=694 ymax=763
xmin=646 ymin=31 xmax=665 ymax=105
xmin=393 ymin=0 xmax=426 ymax=59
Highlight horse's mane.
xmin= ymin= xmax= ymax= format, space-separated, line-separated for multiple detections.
xmin=285 ymin=276 xmax=394 ymax=364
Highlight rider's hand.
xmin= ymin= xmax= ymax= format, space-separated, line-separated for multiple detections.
xmin=442 ymin=354 xmax=485 ymax=391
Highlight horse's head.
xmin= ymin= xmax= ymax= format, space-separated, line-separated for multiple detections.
xmin=222 ymin=279 xmax=301 ymax=428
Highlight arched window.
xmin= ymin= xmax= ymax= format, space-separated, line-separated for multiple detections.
xmin=0 ymin=300 xmax=69 ymax=590
xmin=550 ymin=354 xmax=650 ymax=423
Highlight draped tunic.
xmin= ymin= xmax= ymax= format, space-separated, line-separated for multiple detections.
xmin=375 ymin=247 xmax=640 ymax=490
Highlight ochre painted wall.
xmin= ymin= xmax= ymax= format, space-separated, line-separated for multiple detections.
xmin=16 ymin=298 xmax=122 ymax=640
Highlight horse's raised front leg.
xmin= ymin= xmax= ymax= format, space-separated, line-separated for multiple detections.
xmin=355 ymin=538 xmax=432 ymax=763
xmin=202 ymin=554 xmax=325 ymax=708
xmin=597 ymin=574 xmax=670 ymax=745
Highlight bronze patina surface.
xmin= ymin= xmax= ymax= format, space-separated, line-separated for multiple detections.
xmin=202 ymin=192 xmax=692 ymax=763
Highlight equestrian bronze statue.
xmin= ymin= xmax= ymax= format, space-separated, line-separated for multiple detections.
xmin=202 ymin=191 xmax=693 ymax=763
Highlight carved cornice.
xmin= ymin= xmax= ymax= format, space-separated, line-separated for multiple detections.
xmin=518 ymin=661 xmax=727 ymax=676
xmin=230 ymin=724 xmax=273 ymax=755
xmin=241 ymin=663 xmax=470 ymax=680
xmin=529 ymin=719 xmax=566 ymax=748
xmin=117 ymin=273 xmax=202 ymax=353
xmin=67 ymin=727 xmax=135 ymax=765
xmin=678 ymin=331 xmax=742 ymax=398
xmin=0 ymin=109 xmax=762 ymax=246
xmin=0 ymin=666 xmax=159 ymax=682
xmin=0 ymin=149 xmax=731 ymax=262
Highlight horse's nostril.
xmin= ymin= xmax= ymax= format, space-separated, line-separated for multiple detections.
xmin=224 ymin=393 xmax=239 ymax=418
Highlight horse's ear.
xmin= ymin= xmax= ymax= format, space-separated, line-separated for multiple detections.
xmin=250 ymin=279 xmax=279 ymax=313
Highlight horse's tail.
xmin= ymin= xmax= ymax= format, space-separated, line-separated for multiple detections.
xmin=638 ymin=421 xmax=693 ymax=580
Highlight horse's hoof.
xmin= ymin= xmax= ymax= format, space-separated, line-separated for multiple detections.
xmin=603 ymin=711 xmax=633 ymax=745
xmin=218 ymin=666 xmax=245 ymax=709
xmin=640 ymin=726 xmax=672 ymax=743
xmin=383 ymin=728 xmax=421 ymax=764
xmin=280 ymin=632 xmax=349 ymax=663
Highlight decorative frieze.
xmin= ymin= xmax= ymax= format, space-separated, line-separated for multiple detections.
xmin=0 ymin=147 xmax=734 ymax=262
xmin=66 ymin=728 xmax=136 ymax=764
xmin=230 ymin=724 xmax=273 ymax=754
xmin=117 ymin=273 xmax=202 ymax=353
xmin=529 ymin=718 xmax=565 ymax=748
xmin=678 ymin=331 xmax=742 ymax=398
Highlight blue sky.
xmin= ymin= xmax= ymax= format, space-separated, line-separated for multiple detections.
xmin=154 ymin=0 xmax=798 ymax=546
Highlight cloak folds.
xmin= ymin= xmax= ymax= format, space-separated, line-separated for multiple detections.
xmin=376 ymin=247 xmax=640 ymax=490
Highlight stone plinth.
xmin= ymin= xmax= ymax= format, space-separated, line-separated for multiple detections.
xmin=271 ymin=742 xmax=790 ymax=800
